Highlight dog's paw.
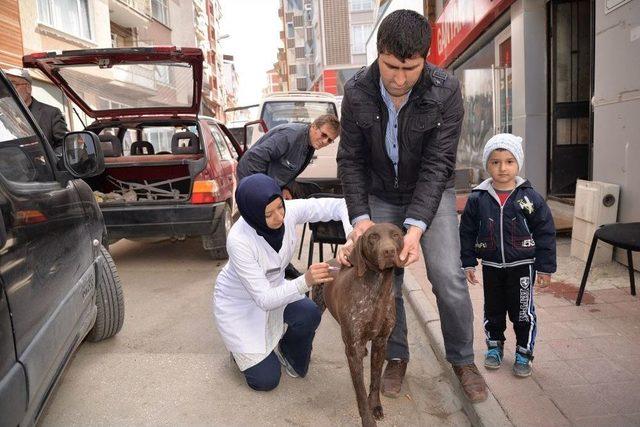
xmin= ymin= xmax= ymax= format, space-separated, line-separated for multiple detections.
xmin=372 ymin=405 xmax=384 ymax=420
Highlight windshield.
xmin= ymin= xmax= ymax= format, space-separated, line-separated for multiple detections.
xmin=57 ymin=63 xmax=194 ymax=112
xmin=260 ymin=101 xmax=337 ymax=129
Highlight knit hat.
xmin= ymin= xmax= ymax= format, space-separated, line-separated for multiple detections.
xmin=482 ymin=133 xmax=524 ymax=172
xmin=4 ymin=68 xmax=32 ymax=84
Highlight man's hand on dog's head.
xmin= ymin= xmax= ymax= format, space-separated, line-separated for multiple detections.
xmin=338 ymin=219 xmax=375 ymax=266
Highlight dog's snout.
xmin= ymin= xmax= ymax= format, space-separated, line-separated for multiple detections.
xmin=382 ymin=246 xmax=396 ymax=258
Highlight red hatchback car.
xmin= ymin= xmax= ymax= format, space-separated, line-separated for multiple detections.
xmin=24 ymin=47 xmax=242 ymax=258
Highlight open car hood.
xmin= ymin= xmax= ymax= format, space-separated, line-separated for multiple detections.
xmin=23 ymin=47 xmax=203 ymax=119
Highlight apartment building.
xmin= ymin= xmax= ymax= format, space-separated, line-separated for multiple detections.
xmin=2 ymin=0 xmax=231 ymax=127
xmin=274 ymin=0 xmax=375 ymax=95
xmin=222 ymin=54 xmax=239 ymax=111
xmin=310 ymin=0 xmax=375 ymax=95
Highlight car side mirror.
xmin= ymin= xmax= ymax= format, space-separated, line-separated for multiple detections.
xmin=62 ymin=131 xmax=105 ymax=178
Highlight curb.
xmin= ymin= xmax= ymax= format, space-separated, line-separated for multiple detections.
xmin=402 ymin=269 xmax=513 ymax=427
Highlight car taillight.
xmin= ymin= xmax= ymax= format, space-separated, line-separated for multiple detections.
xmin=191 ymin=180 xmax=219 ymax=204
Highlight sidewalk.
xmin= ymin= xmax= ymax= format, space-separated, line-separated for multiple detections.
xmin=404 ymin=236 xmax=640 ymax=426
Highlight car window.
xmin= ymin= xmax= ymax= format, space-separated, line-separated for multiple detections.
xmin=261 ymin=101 xmax=337 ymax=129
xmin=0 ymin=81 xmax=54 ymax=183
xmin=209 ymin=123 xmax=233 ymax=161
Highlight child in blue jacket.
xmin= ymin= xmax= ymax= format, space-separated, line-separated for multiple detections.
xmin=459 ymin=133 xmax=556 ymax=377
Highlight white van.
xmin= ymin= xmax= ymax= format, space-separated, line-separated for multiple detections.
xmin=251 ymin=91 xmax=341 ymax=192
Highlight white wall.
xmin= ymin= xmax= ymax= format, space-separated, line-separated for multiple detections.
xmin=592 ymin=0 xmax=640 ymax=223
xmin=510 ymin=0 xmax=548 ymax=195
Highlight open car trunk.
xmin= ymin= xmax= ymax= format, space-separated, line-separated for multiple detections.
xmin=87 ymin=154 xmax=207 ymax=205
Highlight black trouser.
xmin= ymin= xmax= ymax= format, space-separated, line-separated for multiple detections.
xmin=482 ymin=264 xmax=537 ymax=357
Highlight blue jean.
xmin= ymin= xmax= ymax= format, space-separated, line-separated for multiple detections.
xmin=243 ymin=298 xmax=321 ymax=391
xmin=369 ymin=188 xmax=475 ymax=366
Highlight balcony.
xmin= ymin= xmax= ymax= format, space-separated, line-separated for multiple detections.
xmin=109 ymin=0 xmax=151 ymax=28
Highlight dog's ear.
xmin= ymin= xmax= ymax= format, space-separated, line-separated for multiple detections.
xmin=348 ymin=236 xmax=368 ymax=278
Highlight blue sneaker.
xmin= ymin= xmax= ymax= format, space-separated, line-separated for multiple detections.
xmin=513 ymin=353 xmax=532 ymax=377
xmin=484 ymin=344 xmax=504 ymax=369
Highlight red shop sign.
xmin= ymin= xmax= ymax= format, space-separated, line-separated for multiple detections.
xmin=427 ymin=0 xmax=515 ymax=68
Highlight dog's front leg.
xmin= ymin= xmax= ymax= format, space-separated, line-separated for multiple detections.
xmin=345 ymin=341 xmax=376 ymax=427
xmin=368 ymin=336 xmax=387 ymax=420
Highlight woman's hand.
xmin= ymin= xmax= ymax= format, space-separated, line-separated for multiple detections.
xmin=305 ymin=262 xmax=334 ymax=286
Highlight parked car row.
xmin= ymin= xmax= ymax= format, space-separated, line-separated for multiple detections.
xmin=1 ymin=46 xmax=344 ymax=425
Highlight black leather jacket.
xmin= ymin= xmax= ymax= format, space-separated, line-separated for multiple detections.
xmin=337 ymin=60 xmax=463 ymax=226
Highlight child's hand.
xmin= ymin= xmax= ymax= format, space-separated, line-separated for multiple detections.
xmin=465 ymin=269 xmax=479 ymax=286
xmin=536 ymin=273 xmax=551 ymax=288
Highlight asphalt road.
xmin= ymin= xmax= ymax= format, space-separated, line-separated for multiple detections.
xmin=40 ymin=237 xmax=469 ymax=426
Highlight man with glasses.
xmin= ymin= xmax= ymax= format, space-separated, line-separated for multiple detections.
xmin=237 ymin=114 xmax=340 ymax=200
xmin=237 ymin=114 xmax=340 ymax=279
xmin=5 ymin=68 xmax=69 ymax=151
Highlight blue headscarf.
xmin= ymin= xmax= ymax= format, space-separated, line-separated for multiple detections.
xmin=235 ymin=174 xmax=285 ymax=252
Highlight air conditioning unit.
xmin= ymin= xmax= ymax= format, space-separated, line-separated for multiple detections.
xmin=570 ymin=179 xmax=620 ymax=265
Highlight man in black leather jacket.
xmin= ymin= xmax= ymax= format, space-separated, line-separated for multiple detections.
xmin=336 ymin=9 xmax=487 ymax=403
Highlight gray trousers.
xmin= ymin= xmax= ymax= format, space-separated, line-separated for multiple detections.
xmin=369 ymin=189 xmax=475 ymax=366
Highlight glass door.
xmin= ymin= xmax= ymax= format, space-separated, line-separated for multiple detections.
xmin=548 ymin=0 xmax=592 ymax=197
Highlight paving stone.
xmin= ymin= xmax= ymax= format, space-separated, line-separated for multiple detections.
xmin=545 ymin=384 xmax=616 ymax=420
xmin=565 ymin=358 xmax=632 ymax=384
xmin=532 ymin=360 xmax=588 ymax=389
xmin=501 ymin=393 xmax=570 ymax=427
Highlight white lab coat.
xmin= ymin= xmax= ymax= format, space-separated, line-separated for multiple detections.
xmin=213 ymin=197 xmax=352 ymax=361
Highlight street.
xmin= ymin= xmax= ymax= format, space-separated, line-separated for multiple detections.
xmin=40 ymin=237 xmax=469 ymax=426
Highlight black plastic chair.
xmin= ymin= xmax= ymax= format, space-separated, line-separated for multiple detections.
xmin=576 ymin=222 xmax=640 ymax=305
xmin=302 ymin=193 xmax=347 ymax=267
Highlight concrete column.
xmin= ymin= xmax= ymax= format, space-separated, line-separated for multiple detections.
xmin=510 ymin=0 xmax=548 ymax=197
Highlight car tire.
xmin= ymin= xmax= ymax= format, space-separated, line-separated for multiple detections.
xmin=205 ymin=204 xmax=232 ymax=260
xmin=87 ymin=245 xmax=125 ymax=342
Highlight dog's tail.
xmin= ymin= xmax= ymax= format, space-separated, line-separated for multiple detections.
xmin=311 ymin=284 xmax=326 ymax=314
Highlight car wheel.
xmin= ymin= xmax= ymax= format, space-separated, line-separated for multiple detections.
xmin=87 ymin=245 xmax=125 ymax=342
xmin=205 ymin=204 xmax=232 ymax=260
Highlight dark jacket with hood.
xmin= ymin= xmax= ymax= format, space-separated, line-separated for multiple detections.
xmin=236 ymin=123 xmax=313 ymax=190
xmin=336 ymin=60 xmax=464 ymax=227
xmin=459 ymin=177 xmax=557 ymax=274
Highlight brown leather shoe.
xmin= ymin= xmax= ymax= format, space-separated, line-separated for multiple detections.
xmin=381 ymin=359 xmax=408 ymax=398
xmin=452 ymin=363 xmax=488 ymax=403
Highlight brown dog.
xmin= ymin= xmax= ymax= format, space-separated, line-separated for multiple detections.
xmin=313 ymin=223 xmax=404 ymax=427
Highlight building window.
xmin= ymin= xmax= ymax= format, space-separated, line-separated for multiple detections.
xmin=351 ymin=24 xmax=372 ymax=54
xmin=287 ymin=22 xmax=295 ymax=38
xmin=289 ymin=65 xmax=297 ymax=76
xmin=151 ymin=0 xmax=170 ymax=26
xmin=349 ymin=0 xmax=373 ymax=12
xmin=295 ymin=47 xmax=305 ymax=59
xmin=37 ymin=0 xmax=91 ymax=40
xmin=293 ymin=15 xmax=304 ymax=27
xmin=296 ymin=78 xmax=307 ymax=90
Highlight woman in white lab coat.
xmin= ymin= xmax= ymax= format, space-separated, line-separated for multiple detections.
xmin=213 ymin=173 xmax=351 ymax=391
